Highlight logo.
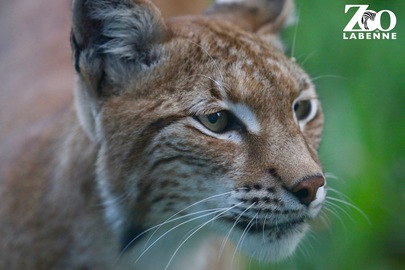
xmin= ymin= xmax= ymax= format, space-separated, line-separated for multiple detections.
xmin=343 ymin=5 xmax=397 ymax=40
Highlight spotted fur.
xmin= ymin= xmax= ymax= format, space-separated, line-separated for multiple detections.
xmin=0 ymin=0 xmax=326 ymax=269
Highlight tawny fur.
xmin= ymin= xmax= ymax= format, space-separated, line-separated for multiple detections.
xmin=0 ymin=0 xmax=325 ymax=269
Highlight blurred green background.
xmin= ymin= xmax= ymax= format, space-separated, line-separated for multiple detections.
xmin=250 ymin=0 xmax=405 ymax=269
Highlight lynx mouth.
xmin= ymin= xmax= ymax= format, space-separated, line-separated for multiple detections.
xmin=219 ymin=214 xmax=309 ymax=262
xmin=223 ymin=216 xmax=306 ymax=237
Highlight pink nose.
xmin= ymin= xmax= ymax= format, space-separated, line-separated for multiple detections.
xmin=291 ymin=175 xmax=325 ymax=205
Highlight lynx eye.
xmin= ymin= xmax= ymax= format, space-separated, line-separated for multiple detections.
xmin=293 ymin=100 xmax=312 ymax=121
xmin=197 ymin=111 xmax=229 ymax=133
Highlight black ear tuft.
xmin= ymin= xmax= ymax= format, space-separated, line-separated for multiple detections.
xmin=71 ymin=0 xmax=167 ymax=88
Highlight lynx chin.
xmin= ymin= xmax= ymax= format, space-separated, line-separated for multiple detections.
xmin=0 ymin=0 xmax=327 ymax=269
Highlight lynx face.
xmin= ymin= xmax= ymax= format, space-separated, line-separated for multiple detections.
xmin=72 ymin=0 xmax=326 ymax=263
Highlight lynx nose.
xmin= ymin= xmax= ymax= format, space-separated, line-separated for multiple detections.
xmin=291 ymin=175 xmax=325 ymax=206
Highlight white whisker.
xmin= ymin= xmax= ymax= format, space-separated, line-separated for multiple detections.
xmin=290 ymin=11 xmax=300 ymax=59
xmin=327 ymin=197 xmax=370 ymax=223
xmin=327 ymin=187 xmax=353 ymax=203
xmin=323 ymin=205 xmax=348 ymax=235
xmin=319 ymin=211 xmax=333 ymax=233
xmin=218 ymin=203 xmax=256 ymax=262
xmin=163 ymin=203 xmax=242 ymax=270
xmin=325 ymin=200 xmax=354 ymax=222
xmin=143 ymin=191 xmax=232 ymax=248
xmin=300 ymin=50 xmax=317 ymax=67
xmin=296 ymin=238 xmax=311 ymax=261
xmin=311 ymin=74 xmax=345 ymax=82
xmin=187 ymin=40 xmax=225 ymax=83
xmin=262 ymin=212 xmax=269 ymax=243
xmin=231 ymin=208 xmax=258 ymax=269
xmin=325 ymin=172 xmax=339 ymax=180
xmin=183 ymin=73 xmax=222 ymax=90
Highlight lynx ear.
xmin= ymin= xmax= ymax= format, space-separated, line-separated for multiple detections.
xmin=206 ymin=0 xmax=294 ymax=35
xmin=71 ymin=0 xmax=167 ymax=141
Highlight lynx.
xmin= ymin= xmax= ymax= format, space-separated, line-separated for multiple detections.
xmin=0 ymin=0 xmax=327 ymax=269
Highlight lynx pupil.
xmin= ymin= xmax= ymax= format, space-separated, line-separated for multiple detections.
xmin=294 ymin=100 xmax=312 ymax=121
xmin=207 ymin=113 xmax=220 ymax=124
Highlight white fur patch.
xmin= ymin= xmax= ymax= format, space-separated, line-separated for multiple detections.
xmin=308 ymin=183 xmax=327 ymax=218
xmin=227 ymin=102 xmax=261 ymax=134
xmin=296 ymin=87 xmax=317 ymax=101
xmin=96 ymin=146 xmax=128 ymax=232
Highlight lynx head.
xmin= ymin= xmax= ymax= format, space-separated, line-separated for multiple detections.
xmin=71 ymin=0 xmax=326 ymax=263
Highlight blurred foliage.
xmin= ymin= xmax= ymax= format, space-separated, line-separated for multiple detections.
xmin=249 ymin=0 xmax=405 ymax=269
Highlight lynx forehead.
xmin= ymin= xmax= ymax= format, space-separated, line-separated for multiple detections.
xmin=140 ymin=20 xmax=311 ymax=141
